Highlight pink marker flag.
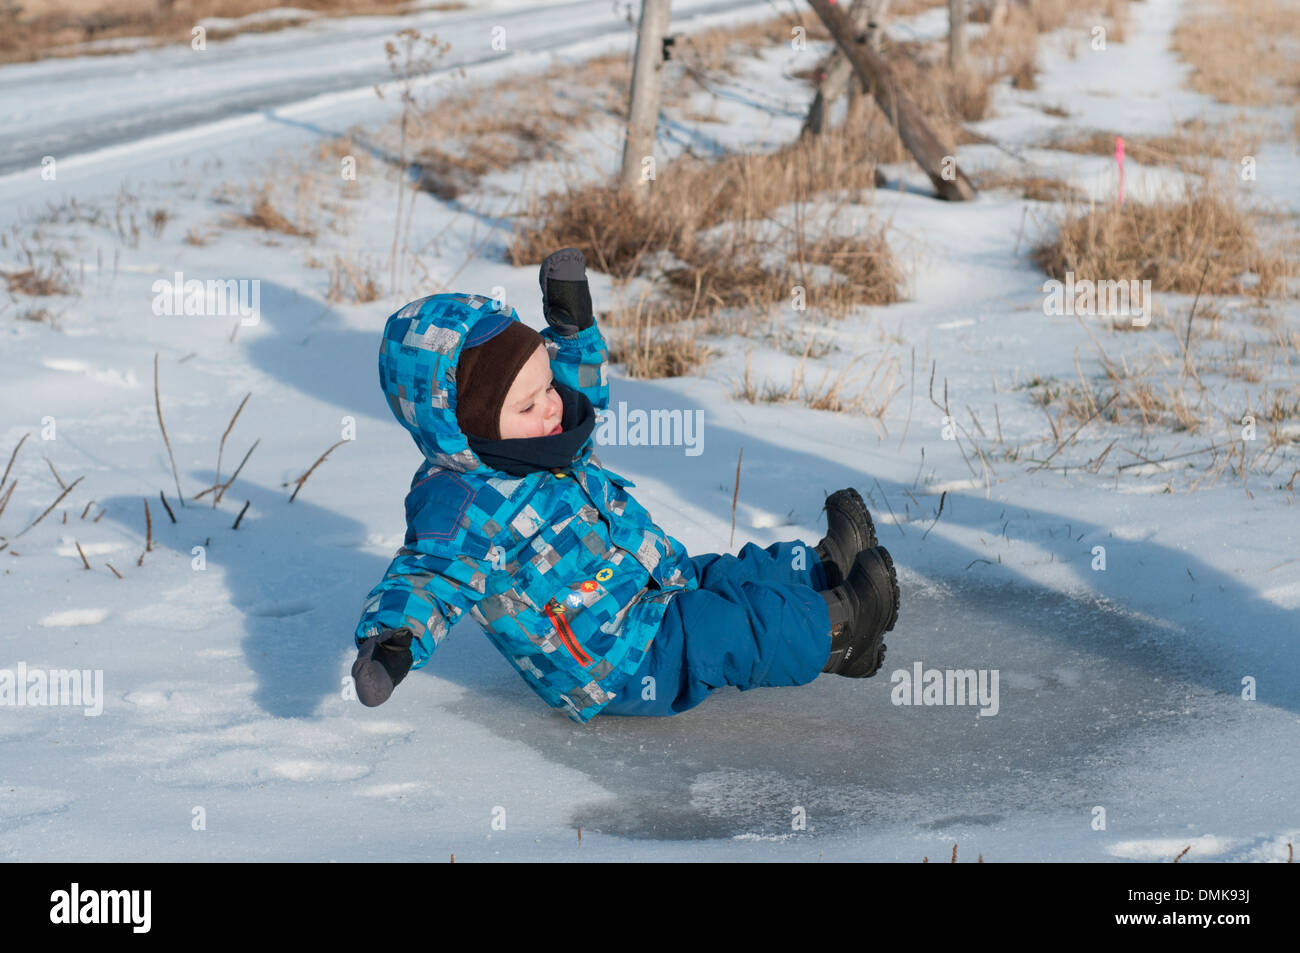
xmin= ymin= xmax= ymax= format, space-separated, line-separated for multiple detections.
xmin=1115 ymin=136 xmax=1125 ymax=206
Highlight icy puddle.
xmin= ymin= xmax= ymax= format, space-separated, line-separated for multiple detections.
xmin=446 ymin=572 xmax=1242 ymax=841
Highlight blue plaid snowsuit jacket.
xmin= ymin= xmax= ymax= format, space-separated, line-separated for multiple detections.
xmin=354 ymin=293 xmax=699 ymax=723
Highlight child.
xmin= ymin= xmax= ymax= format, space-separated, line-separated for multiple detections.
xmin=351 ymin=249 xmax=900 ymax=723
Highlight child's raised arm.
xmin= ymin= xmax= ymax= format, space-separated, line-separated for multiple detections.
xmin=538 ymin=247 xmax=609 ymax=412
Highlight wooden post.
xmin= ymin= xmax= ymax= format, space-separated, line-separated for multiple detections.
xmin=619 ymin=0 xmax=673 ymax=199
xmin=805 ymin=0 xmax=976 ymax=201
xmin=801 ymin=0 xmax=881 ymax=138
xmin=948 ymin=0 xmax=967 ymax=72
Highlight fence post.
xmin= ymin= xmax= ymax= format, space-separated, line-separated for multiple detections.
xmin=619 ymin=0 xmax=673 ymax=199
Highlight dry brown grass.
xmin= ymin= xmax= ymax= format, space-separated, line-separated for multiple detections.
xmin=970 ymin=0 xmax=1130 ymax=91
xmin=1032 ymin=183 xmax=1289 ymax=298
xmin=0 ymin=0 xmax=467 ymax=64
xmin=797 ymin=42 xmax=994 ymax=166
xmin=1100 ymin=0 xmax=1130 ymax=45
xmin=836 ymin=0 xmax=1130 ymax=160
xmin=5 ymin=265 xmax=76 ymax=297
xmin=327 ymin=254 xmax=381 ymax=303
xmin=603 ymin=293 xmax=716 ymax=379
xmin=398 ymin=8 xmax=882 ymax=202
xmin=971 ymin=169 xmax=1085 ymax=202
xmin=1018 ymin=324 xmax=1300 ymax=482
xmin=1172 ymin=0 xmax=1300 ymax=106
xmin=971 ymin=0 xmax=1057 ymax=93
xmin=732 ymin=345 xmax=905 ymax=420
xmin=3 ymin=237 xmax=80 ymax=297
xmin=1025 ymin=360 xmax=1207 ymax=438
xmin=890 ymin=0 xmax=951 ymax=15
xmin=15 ymin=305 xmax=58 ymax=325
xmin=679 ymin=15 xmax=829 ymax=74
xmin=510 ymin=125 xmax=901 ymax=331
xmin=1042 ymin=118 xmax=1265 ymax=173
xmin=800 ymin=232 xmax=904 ymax=306
xmin=885 ymin=41 xmax=996 ymax=129
xmin=392 ymin=4 xmax=1078 ymax=225
xmin=237 ymin=190 xmax=315 ymax=239
xmin=395 ymin=55 xmax=629 ymax=201
xmin=228 ymin=180 xmax=314 ymax=237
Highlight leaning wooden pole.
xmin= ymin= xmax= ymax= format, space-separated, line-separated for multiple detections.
xmin=805 ymin=0 xmax=976 ymax=201
xmin=619 ymin=0 xmax=673 ymax=199
xmin=801 ymin=0 xmax=878 ymax=138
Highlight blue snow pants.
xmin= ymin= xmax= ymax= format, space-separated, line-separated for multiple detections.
xmin=602 ymin=539 xmax=832 ymax=717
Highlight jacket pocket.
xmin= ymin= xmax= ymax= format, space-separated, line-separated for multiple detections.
xmin=543 ymin=597 xmax=592 ymax=667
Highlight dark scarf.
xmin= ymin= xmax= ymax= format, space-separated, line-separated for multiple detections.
xmin=465 ymin=381 xmax=596 ymax=477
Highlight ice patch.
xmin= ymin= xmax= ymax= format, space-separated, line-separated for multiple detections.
xmin=921 ymin=478 xmax=983 ymax=494
xmin=39 ymin=608 xmax=108 ymax=627
xmin=354 ymin=721 xmax=414 ymax=735
xmin=1109 ymin=526 xmax=1159 ymax=541
xmin=1107 ymin=834 xmax=1239 ymax=861
xmin=690 ymin=769 xmax=802 ymax=820
xmin=355 ymin=781 xmax=428 ymax=798
xmin=1120 ymin=463 xmax=1171 ymax=477
xmin=269 ymin=760 xmax=369 ymax=782
xmin=88 ymin=368 xmax=138 ymax=388
xmin=365 ymin=532 xmax=403 ymax=551
xmin=40 ymin=359 xmax=137 ymax=387
xmin=56 ymin=541 xmax=124 ymax=557
xmin=1238 ymin=831 xmax=1300 ymax=863
xmin=748 ymin=511 xmax=789 ymax=530
xmin=1259 ymin=581 xmax=1300 ymax=610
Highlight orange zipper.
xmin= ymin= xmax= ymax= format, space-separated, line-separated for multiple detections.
xmin=544 ymin=598 xmax=592 ymax=666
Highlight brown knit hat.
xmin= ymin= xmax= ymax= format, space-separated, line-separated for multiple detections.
xmin=455 ymin=320 xmax=545 ymax=440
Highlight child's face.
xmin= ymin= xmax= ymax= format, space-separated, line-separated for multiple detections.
xmin=498 ymin=344 xmax=563 ymax=439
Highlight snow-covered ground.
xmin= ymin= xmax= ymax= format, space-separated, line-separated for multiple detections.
xmin=1 ymin=0 xmax=1297 ymax=861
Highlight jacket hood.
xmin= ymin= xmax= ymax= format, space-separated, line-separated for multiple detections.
xmin=377 ymin=292 xmax=592 ymax=476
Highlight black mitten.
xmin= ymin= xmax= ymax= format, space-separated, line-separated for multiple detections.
xmin=352 ymin=626 xmax=414 ymax=707
xmin=539 ymin=247 xmax=593 ymax=336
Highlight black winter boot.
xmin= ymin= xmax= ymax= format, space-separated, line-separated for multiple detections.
xmin=819 ymin=545 xmax=899 ymax=678
xmin=814 ymin=488 xmax=878 ymax=589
